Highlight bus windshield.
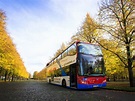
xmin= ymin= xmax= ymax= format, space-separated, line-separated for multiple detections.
xmin=78 ymin=43 xmax=105 ymax=76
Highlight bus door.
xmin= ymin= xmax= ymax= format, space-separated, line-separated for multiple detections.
xmin=70 ymin=64 xmax=77 ymax=88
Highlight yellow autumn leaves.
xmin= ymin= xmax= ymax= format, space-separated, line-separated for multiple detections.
xmin=0 ymin=10 xmax=29 ymax=81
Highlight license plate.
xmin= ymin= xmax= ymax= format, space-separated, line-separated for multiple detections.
xmin=93 ymin=85 xmax=99 ymax=87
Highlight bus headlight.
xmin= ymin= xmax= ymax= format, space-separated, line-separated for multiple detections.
xmin=102 ymin=79 xmax=106 ymax=83
xmin=81 ymin=78 xmax=88 ymax=84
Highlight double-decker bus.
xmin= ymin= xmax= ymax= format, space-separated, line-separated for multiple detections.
xmin=46 ymin=41 xmax=106 ymax=89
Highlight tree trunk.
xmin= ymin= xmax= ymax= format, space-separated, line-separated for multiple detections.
xmin=128 ymin=66 xmax=134 ymax=87
xmin=11 ymin=74 xmax=14 ymax=81
xmin=4 ymin=70 xmax=8 ymax=82
xmin=126 ymin=45 xmax=134 ymax=87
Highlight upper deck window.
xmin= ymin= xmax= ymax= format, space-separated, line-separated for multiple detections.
xmin=78 ymin=43 xmax=102 ymax=56
xmin=68 ymin=43 xmax=76 ymax=56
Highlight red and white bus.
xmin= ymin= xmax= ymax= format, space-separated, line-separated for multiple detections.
xmin=46 ymin=41 xmax=106 ymax=89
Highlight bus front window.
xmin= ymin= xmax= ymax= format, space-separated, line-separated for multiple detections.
xmin=78 ymin=43 xmax=105 ymax=76
xmin=80 ymin=57 xmax=104 ymax=76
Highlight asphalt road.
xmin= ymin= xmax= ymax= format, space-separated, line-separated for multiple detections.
xmin=0 ymin=80 xmax=135 ymax=101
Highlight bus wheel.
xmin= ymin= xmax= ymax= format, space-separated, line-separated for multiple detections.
xmin=62 ymin=80 xmax=66 ymax=87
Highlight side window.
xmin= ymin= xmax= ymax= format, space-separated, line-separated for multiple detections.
xmin=68 ymin=44 xmax=76 ymax=56
xmin=58 ymin=55 xmax=61 ymax=60
xmin=63 ymin=66 xmax=70 ymax=76
xmin=62 ymin=50 xmax=68 ymax=58
xmin=53 ymin=59 xmax=56 ymax=64
xmin=54 ymin=68 xmax=61 ymax=76
xmin=50 ymin=61 xmax=53 ymax=66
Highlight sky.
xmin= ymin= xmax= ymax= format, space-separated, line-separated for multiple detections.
xmin=0 ymin=0 xmax=101 ymax=75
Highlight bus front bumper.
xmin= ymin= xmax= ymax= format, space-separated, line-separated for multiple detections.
xmin=77 ymin=82 xmax=107 ymax=89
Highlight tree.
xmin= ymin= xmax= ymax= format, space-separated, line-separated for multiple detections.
xmin=98 ymin=0 xmax=135 ymax=87
xmin=101 ymin=39 xmax=128 ymax=81
xmin=0 ymin=10 xmax=28 ymax=81
xmin=36 ymin=68 xmax=47 ymax=80
xmin=33 ymin=71 xmax=38 ymax=79
xmin=75 ymin=13 xmax=100 ymax=43
xmin=53 ymin=42 xmax=67 ymax=58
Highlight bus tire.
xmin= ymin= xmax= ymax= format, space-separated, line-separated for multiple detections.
xmin=62 ymin=79 xmax=66 ymax=87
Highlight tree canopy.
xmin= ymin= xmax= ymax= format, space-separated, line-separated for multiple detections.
xmin=0 ymin=10 xmax=28 ymax=81
xmin=98 ymin=0 xmax=135 ymax=87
